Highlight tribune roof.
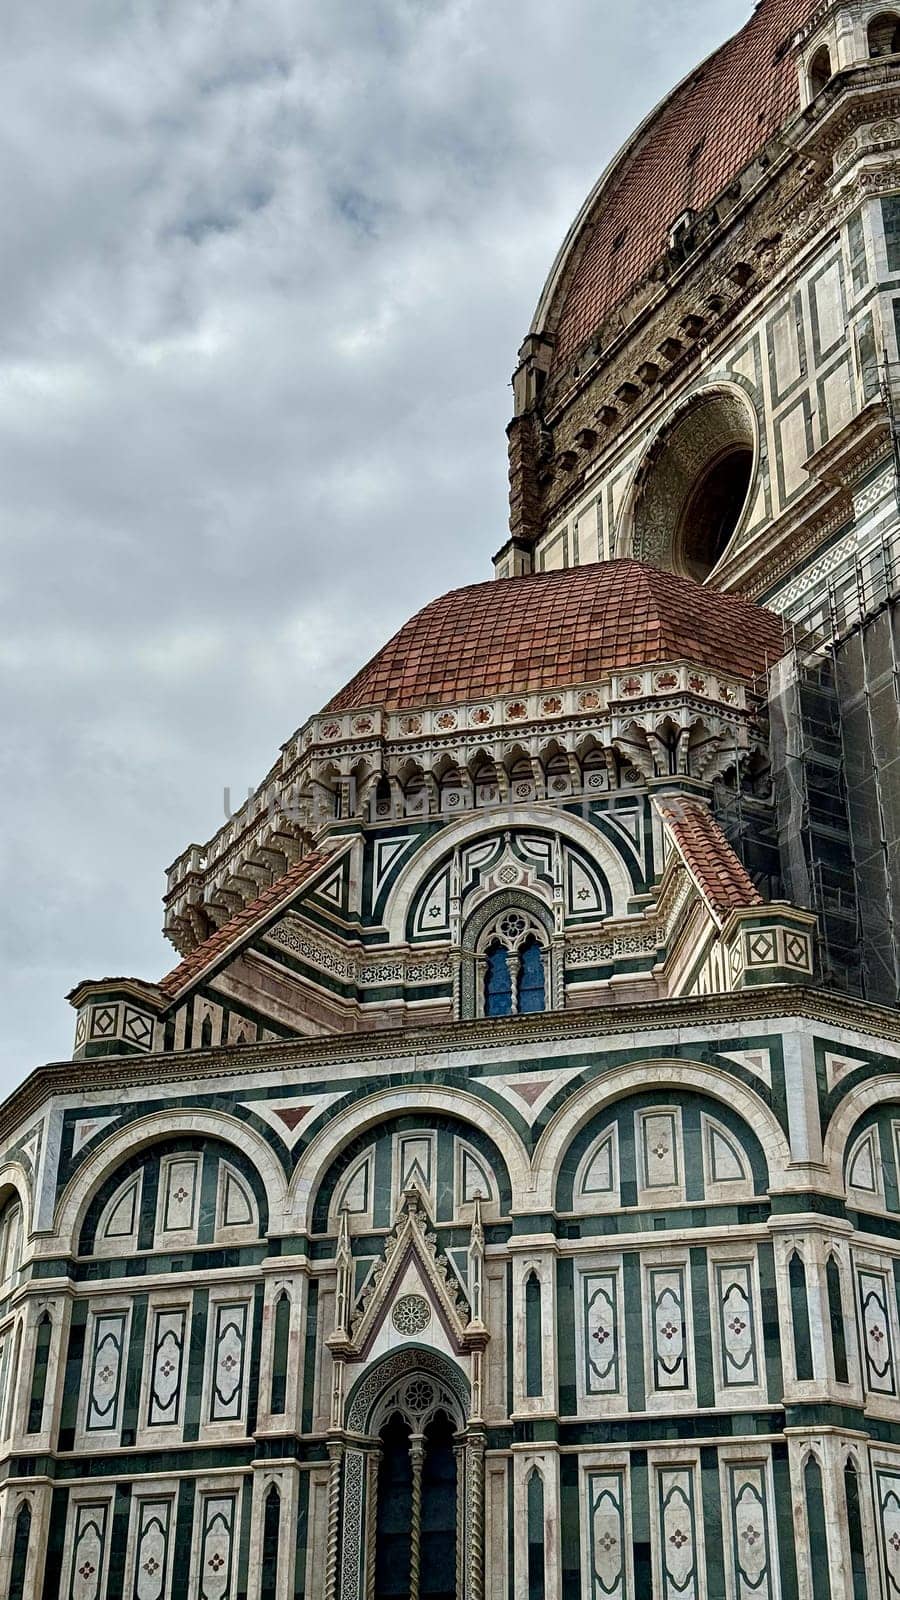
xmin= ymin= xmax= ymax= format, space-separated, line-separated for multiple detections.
xmin=160 ymin=849 xmax=331 ymax=998
xmin=656 ymin=795 xmax=764 ymax=926
xmin=325 ymin=561 xmax=786 ymax=713
xmin=541 ymin=0 xmax=819 ymax=371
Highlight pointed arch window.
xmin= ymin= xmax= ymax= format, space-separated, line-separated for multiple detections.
xmin=270 ymin=1293 xmax=291 ymax=1415
xmin=26 ymin=1313 xmax=52 ymax=1435
xmin=827 ymin=1256 xmax=850 ymax=1385
xmin=790 ymin=1252 xmax=814 ymax=1382
xmin=844 ymin=1458 xmax=868 ymax=1600
xmin=525 ymin=1272 xmax=544 ymax=1398
xmin=518 ymin=937 xmax=547 ymax=1014
xmin=527 ymin=1469 xmax=546 ymax=1600
xmin=261 ymin=1486 xmax=281 ymax=1600
xmin=0 ymin=1201 xmax=23 ymax=1288
xmin=9 ymin=1502 xmax=30 ymax=1600
xmin=471 ymin=900 xmax=552 ymax=1020
xmin=805 ymin=1456 xmax=832 ymax=1599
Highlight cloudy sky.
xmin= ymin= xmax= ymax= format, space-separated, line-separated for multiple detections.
xmin=1 ymin=0 xmax=750 ymax=1089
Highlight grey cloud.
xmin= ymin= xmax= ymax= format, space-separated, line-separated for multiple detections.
xmin=0 ymin=0 xmax=749 ymax=1085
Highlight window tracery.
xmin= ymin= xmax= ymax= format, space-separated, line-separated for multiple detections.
xmin=474 ymin=902 xmax=550 ymax=1019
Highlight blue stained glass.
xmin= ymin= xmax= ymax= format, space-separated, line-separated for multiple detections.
xmin=518 ymin=938 xmax=546 ymax=1014
xmin=485 ymin=944 xmax=513 ymax=1017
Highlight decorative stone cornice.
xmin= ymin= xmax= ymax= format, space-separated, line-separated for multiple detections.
xmin=263 ymin=917 xmax=452 ymax=989
xmin=8 ymin=986 xmax=900 ymax=1152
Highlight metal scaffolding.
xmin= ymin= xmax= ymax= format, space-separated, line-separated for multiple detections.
xmin=765 ymin=528 xmax=900 ymax=1004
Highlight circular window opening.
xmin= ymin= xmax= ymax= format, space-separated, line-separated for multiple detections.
xmin=677 ymin=444 xmax=754 ymax=581
xmin=630 ymin=389 xmax=757 ymax=582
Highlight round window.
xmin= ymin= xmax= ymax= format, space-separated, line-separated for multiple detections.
xmin=629 ymin=388 xmax=757 ymax=580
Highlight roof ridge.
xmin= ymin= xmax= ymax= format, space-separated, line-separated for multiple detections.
xmin=159 ymin=846 xmax=334 ymax=999
xmin=655 ymin=794 xmax=763 ymax=927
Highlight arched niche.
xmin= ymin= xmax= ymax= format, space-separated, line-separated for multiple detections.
xmin=55 ymin=1109 xmax=288 ymax=1251
xmin=869 ymin=12 xmax=900 ymax=56
xmin=385 ymin=808 xmax=637 ymax=947
xmin=76 ymin=1133 xmax=269 ymax=1257
xmin=839 ymin=1098 xmax=900 ymax=1213
xmin=809 ymin=44 xmax=833 ymax=97
xmin=621 ymin=384 xmax=759 ymax=580
xmin=532 ymin=1059 xmax=790 ymax=1213
xmin=310 ymin=1109 xmax=512 ymax=1235
xmin=555 ymin=1087 xmax=769 ymax=1213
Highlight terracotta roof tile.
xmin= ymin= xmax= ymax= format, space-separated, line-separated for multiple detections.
xmin=326 ymin=561 xmax=785 ymax=712
xmin=656 ymin=795 xmax=763 ymax=926
xmin=548 ymin=0 xmax=820 ymax=370
xmin=160 ymin=850 xmax=331 ymax=999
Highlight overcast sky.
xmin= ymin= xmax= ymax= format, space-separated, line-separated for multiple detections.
xmin=1 ymin=0 xmax=750 ymax=1089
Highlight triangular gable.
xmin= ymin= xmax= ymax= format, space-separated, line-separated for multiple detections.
xmin=303 ymin=851 xmax=354 ymax=921
xmin=242 ymin=1093 xmax=346 ymax=1151
xmin=472 ymin=1065 xmax=585 ymax=1126
xmin=160 ymin=845 xmax=348 ymax=1001
xmin=328 ymin=1190 xmax=482 ymax=1361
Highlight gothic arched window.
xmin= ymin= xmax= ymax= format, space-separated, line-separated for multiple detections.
xmin=475 ymin=906 xmax=550 ymax=1019
xmin=518 ymin=937 xmax=546 ymax=1014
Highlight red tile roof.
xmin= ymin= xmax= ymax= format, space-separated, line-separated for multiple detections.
xmin=326 ymin=561 xmax=785 ymax=712
xmin=160 ymin=850 xmax=331 ymax=998
xmin=656 ymin=795 xmax=763 ymax=926
xmin=546 ymin=0 xmax=820 ymax=371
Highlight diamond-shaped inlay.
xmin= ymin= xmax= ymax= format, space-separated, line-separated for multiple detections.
xmin=746 ymin=931 xmax=777 ymax=966
xmin=90 ymin=1005 xmax=117 ymax=1038
xmin=123 ymin=1008 xmax=153 ymax=1047
xmin=783 ymin=932 xmax=809 ymax=968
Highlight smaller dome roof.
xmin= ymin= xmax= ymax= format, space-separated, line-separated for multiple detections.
xmin=325 ymin=561 xmax=785 ymax=713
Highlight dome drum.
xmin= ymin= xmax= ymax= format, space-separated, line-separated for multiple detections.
xmin=504 ymin=0 xmax=900 ymax=597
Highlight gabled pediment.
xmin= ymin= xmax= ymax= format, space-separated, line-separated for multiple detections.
xmin=328 ymin=1188 xmax=487 ymax=1360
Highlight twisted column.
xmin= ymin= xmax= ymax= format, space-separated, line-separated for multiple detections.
xmin=467 ymin=1435 xmax=486 ymax=1600
xmin=409 ymin=1434 xmax=425 ymax=1600
xmin=324 ymin=1442 xmax=344 ymax=1600
xmin=365 ymin=1453 xmax=379 ymax=1600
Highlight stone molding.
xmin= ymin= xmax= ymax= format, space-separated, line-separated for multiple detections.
xmin=12 ymin=984 xmax=900 ymax=1155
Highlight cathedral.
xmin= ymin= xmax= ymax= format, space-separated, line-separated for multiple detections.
xmin=5 ymin=0 xmax=900 ymax=1594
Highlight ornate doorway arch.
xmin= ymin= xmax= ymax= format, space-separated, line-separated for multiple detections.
xmin=335 ymin=1347 xmax=484 ymax=1600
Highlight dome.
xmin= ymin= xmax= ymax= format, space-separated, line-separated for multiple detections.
xmin=325 ymin=561 xmax=785 ymax=712
xmin=535 ymin=0 xmax=820 ymax=375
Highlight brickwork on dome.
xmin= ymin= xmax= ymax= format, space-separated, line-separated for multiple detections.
xmin=326 ymin=561 xmax=785 ymax=713
xmin=545 ymin=0 xmax=820 ymax=372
